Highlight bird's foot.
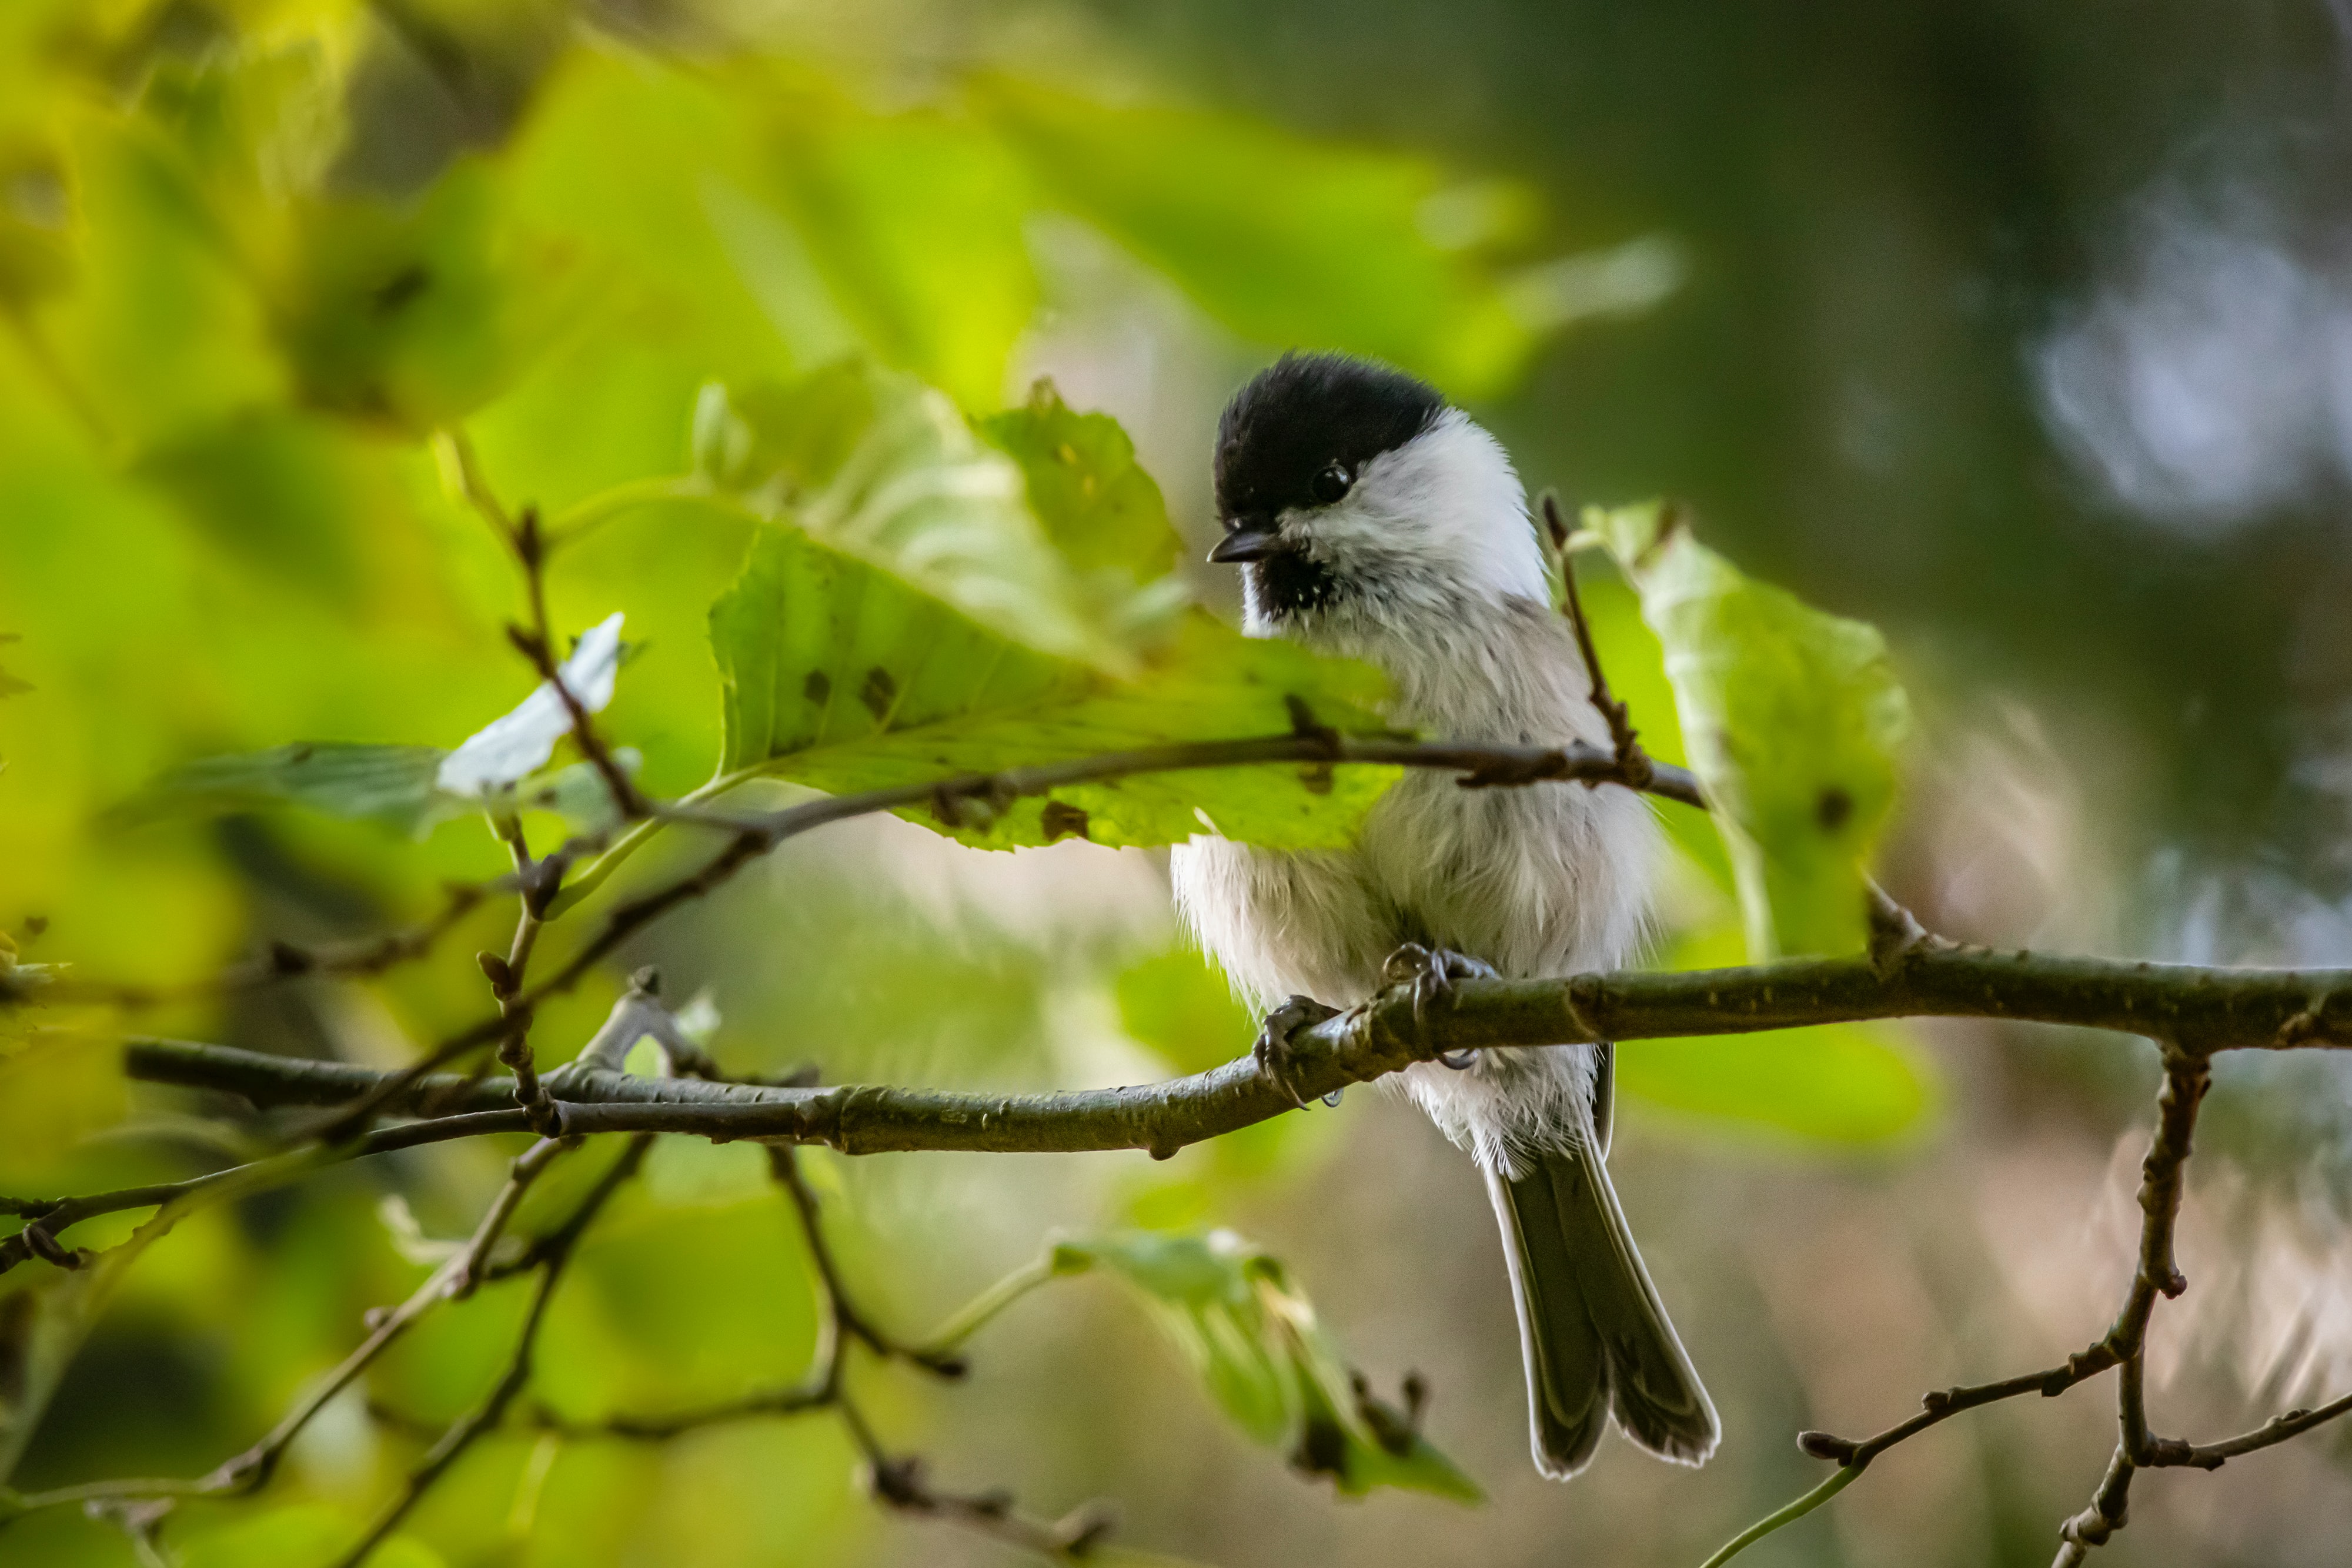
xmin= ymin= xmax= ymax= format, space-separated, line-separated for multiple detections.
xmin=1382 ymin=942 xmax=1496 ymax=1068
xmin=1255 ymin=994 xmax=1342 ymax=1108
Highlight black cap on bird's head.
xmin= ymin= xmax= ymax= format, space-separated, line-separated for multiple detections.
xmin=1207 ymin=353 xmax=1459 ymax=623
xmin=1211 ymin=352 xmax=1445 ymax=563
xmin=1207 ymin=352 xmax=1555 ymax=627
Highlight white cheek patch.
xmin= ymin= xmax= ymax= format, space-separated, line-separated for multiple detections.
xmin=1287 ymin=410 xmax=1549 ymax=604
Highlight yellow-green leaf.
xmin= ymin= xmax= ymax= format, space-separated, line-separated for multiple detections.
xmin=699 ymin=363 xmax=1123 ymax=671
xmin=1593 ymin=502 xmax=1911 ymax=958
xmin=1064 ymin=1230 xmax=1481 ymax=1502
xmin=979 ymin=377 xmax=1182 ymax=589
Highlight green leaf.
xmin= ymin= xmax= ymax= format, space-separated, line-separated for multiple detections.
xmin=710 ymin=524 xmax=1395 ymax=850
xmin=1615 ymin=925 xmax=1935 ymax=1146
xmin=1065 ymin=1230 xmax=1481 ymax=1502
xmin=122 ymin=742 xmax=453 ymax=834
xmin=699 ymin=363 xmax=1124 ymax=671
xmin=1532 ymin=519 xmax=1736 ymax=892
xmin=700 ymin=362 xmax=1397 ymax=850
xmin=270 ymin=159 xmax=561 ymax=432
xmin=1592 ymin=502 xmax=1911 ymax=958
xmin=976 ymin=78 xmax=1541 ymax=397
xmin=979 ymin=377 xmax=1182 ymax=589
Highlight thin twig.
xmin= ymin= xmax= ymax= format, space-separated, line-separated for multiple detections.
xmin=2052 ymin=1445 xmax=2133 ymax=1566
xmin=1793 ymin=1358 xmax=2113 ymax=1472
xmin=30 ymin=885 xmax=487 ymax=1009
xmin=7 ymin=731 xmax=1699 ymax=1037
xmin=485 ymin=816 xmax=560 ymax=1137
xmin=2 ymin=1141 xmax=572 ymax=1514
xmin=767 ymin=1145 xmax=968 ymax=1379
xmin=765 ymin=1143 xmax=1104 ymax=1557
xmin=2156 ymin=1391 xmax=2352 ymax=1469
xmin=1701 ymin=1038 xmax=2219 ymax=1568
xmin=440 ymin=429 xmax=647 ymax=822
xmin=0 ymin=1145 xmax=338 ymax=1278
xmin=1541 ymin=490 xmax=1652 ymax=790
xmin=334 ymin=1136 xmax=651 ymax=1568
xmin=502 ymin=576 xmax=650 ymax=824
xmin=0 ymin=1115 xmax=555 ymax=1281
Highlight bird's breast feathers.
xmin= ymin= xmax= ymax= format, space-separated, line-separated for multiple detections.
xmin=1172 ymin=591 xmax=1658 ymax=1007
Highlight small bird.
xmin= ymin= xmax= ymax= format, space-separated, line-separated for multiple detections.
xmin=1170 ymin=352 xmax=1718 ymax=1478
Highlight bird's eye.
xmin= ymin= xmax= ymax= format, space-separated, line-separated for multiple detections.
xmin=1309 ymin=463 xmax=1353 ymax=506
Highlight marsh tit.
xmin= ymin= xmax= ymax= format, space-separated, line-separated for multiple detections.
xmin=1170 ymin=352 xmax=1719 ymax=1478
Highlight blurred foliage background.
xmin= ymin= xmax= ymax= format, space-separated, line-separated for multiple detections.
xmin=4 ymin=1 xmax=2352 ymax=1565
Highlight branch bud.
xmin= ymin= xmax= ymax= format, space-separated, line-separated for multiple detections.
xmin=1797 ymin=1430 xmax=1859 ymax=1463
xmin=476 ymin=951 xmax=516 ymax=997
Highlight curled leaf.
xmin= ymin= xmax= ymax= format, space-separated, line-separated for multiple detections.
xmin=1063 ymin=1229 xmax=1482 ymax=1502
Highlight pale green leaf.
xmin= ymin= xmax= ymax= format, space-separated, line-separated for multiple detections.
xmin=699 ymin=363 xmax=1124 ymax=671
xmin=1593 ymin=502 xmax=1911 ymax=958
xmin=979 ymin=377 xmax=1183 ymax=589
xmin=123 ymin=742 xmax=453 ymax=834
xmin=1065 ymin=1230 xmax=1481 ymax=1502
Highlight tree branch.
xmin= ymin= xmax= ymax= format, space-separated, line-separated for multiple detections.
xmin=1703 ymin=1039 xmax=2221 ymax=1567
xmin=1541 ymin=490 xmax=1654 ymax=791
xmin=334 ymin=1136 xmax=649 ymax=1568
xmin=2154 ymin=1392 xmax=2352 ymax=1470
xmin=372 ymin=1136 xmax=1111 ymax=1559
xmin=26 ymin=885 xmax=486 ymax=1009
xmin=111 ymin=942 xmax=2351 ymax=1172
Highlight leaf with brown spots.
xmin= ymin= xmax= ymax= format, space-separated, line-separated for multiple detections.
xmin=709 ymin=521 xmax=1396 ymax=851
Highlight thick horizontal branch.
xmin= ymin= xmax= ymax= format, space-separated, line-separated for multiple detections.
xmin=122 ymin=941 xmax=2352 ymax=1163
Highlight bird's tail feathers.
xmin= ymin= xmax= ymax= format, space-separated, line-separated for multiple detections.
xmin=1485 ymin=1145 xmax=1718 ymax=1477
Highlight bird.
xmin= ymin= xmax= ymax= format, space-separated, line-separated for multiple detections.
xmin=1168 ymin=350 xmax=1719 ymax=1479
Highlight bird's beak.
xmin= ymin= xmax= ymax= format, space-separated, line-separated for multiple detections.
xmin=1207 ymin=528 xmax=1282 ymax=564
